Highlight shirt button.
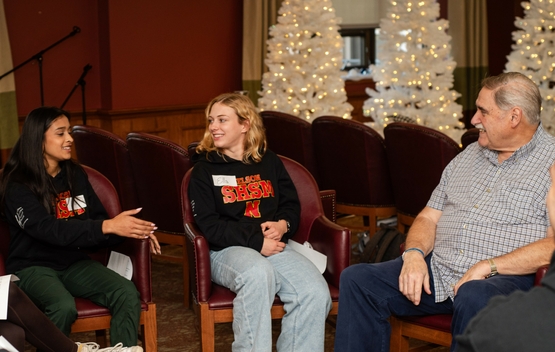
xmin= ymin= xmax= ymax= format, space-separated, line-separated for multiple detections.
xmin=463 ymin=224 xmax=467 ymax=229
xmin=459 ymin=249 xmax=464 ymax=254
xmin=474 ymin=204 xmax=479 ymax=208
xmin=486 ymin=189 xmax=491 ymax=192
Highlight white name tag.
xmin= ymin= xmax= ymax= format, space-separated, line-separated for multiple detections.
xmin=212 ymin=175 xmax=237 ymax=187
xmin=66 ymin=195 xmax=87 ymax=211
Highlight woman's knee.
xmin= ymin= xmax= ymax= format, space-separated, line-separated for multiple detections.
xmin=241 ymin=259 xmax=276 ymax=286
xmin=0 ymin=322 xmax=25 ymax=351
xmin=46 ymin=296 xmax=77 ymax=319
xmin=111 ymin=279 xmax=141 ymax=307
xmin=309 ymin=279 xmax=332 ymax=308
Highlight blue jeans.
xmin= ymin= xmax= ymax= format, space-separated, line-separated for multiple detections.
xmin=333 ymin=255 xmax=535 ymax=352
xmin=210 ymin=245 xmax=332 ymax=352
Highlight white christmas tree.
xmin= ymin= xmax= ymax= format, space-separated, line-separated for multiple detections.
xmin=258 ymin=0 xmax=353 ymax=121
xmin=505 ymin=0 xmax=555 ymax=135
xmin=363 ymin=0 xmax=464 ymax=141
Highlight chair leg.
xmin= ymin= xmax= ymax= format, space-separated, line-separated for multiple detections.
xmin=95 ymin=330 xmax=108 ymax=348
xmin=390 ymin=316 xmax=410 ymax=352
xmin=142 ymin=303 xmax=158 ymax=352
xmin=182 ymin=244 xmax=190 ymax=308
xmin=199 ymin=303 xmax=215 ymax=352
xmin=368 ymin=213 xmax=377 ymax=237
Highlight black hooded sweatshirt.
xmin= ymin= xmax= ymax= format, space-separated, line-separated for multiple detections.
xmin=3 ymin=167 xmax=116 ymax=273
xmin=188 ymin=149 xmax=300 ymax=252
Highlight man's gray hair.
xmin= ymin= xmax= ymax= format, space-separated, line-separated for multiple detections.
xmin=481 ymin=72 xmax=542 ymax=125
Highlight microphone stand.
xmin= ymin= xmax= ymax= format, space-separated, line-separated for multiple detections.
xmin=0 ymin=26 xmax=81 ymax=106
xmin=61 ymin=64 xmax=91 ymax=125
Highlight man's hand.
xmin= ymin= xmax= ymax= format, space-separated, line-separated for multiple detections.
xmin=547 ymin=164 xmax=555 ymax=229
xmin=261 ymin=237 xmax=285 ymax=256
xmin=454 ymin=260 xmax=493 ymax=295
xmin=399 ymin=251 xmax=431 ymax=305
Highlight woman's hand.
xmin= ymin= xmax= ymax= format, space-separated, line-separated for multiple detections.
xmin=102 ymin=208 xmax=160 ymax=254
xmin=261 ymin=237 xmax=285 ymax=256
xmin=260 ymin=220 xmax=287 ymax=241
xmin=146 ymin=232 xmax=162 ymax=255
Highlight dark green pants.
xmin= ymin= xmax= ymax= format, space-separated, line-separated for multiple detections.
xmin=16 ymin=260 xmax=141 ymax=347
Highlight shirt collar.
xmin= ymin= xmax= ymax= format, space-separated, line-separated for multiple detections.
xmin=481 ymin=123 xmax=545 ymax=165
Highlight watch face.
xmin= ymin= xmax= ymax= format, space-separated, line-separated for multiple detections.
xmin=486 ymin=272 xmax=498 ymax=279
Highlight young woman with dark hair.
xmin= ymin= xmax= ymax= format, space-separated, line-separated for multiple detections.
xmin=0 ymin=106 xmax=161 ymax=351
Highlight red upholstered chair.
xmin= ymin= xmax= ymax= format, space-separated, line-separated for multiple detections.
xmin=72 ymin=125 xmax=139 ymax=211
xmin=389 ymin=265 xmax=549 ymax=351
xmin=0 ymin=166 xmax=157 ymax=351
xmin=461 ymin=128 xmax=480 ymax=150
xmin=312 ymin=115 xmax=396 ymax=236
xmin=383 ymin=122 xmax=461 ymax=233
xmin=187 ymin=141 xmax=199 ymax=163
xmin=181 ymin=156 xmax=351 ymax=352
xmin=126 ymin=132 xmax=193 ymax=307
xmin=260 ymin=110 xmax=319 ymax=182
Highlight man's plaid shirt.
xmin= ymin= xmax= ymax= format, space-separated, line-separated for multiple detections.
xmin=427 ymin=125 xmax=555 ymax=302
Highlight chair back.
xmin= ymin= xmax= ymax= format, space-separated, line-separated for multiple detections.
xmin=461 ymin=128 xmax=480 ymax=150
xmin=72 ymin=125 xmax=139 ymax=211
xmin=83 ymin=165 xmax=122 ymax=218
xmin=384 ymin=122 xmax=461 ymax=218
xmin=312 ymin=115 xmax=395 ymax=207
xmin=260 ymin=111 xmax=319 ymax=182
xmin=278 ymin=156 xmax=324 ymax=243
xmin=127 ymin=132 xmax=192 ymax=233
xmin=187 ymin=141 xmax=200 ymax=163
xmin=83 ymin=165 xmax=152 ymax=303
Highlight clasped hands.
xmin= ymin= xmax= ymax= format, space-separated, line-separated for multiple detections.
xmin=102 ymin=207 xmax=162 ymax=255
xmin=260 ymin=220 xmax=288 ymax=257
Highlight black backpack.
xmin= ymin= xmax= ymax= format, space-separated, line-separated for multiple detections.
xmin=360 ymin=224 xmax=407 ymax=263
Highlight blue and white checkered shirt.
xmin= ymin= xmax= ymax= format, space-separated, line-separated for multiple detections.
xmin=428 ymin=125 xmax=555 ymax=302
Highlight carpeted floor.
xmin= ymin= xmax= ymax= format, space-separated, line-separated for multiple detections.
xmin=24 ymin=215 xmax=449 ymax=351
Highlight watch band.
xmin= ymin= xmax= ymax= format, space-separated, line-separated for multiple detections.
xmin=401 ymin=247 xmax=425 ymax=261
xmin=487 ymin=258 xmax=498 ymax=278
xmin=280 ymin=219 xmax=290 ymax=233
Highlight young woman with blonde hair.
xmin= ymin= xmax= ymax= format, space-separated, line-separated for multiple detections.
xmin=188 ymin=93 xmax=331 ymax=351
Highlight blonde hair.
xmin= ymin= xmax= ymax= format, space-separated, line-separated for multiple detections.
xmin=196 ymin=93 xmax=266 ymax=163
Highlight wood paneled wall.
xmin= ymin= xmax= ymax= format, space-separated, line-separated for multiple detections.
xmin=16 ymin=86 xmax=371 ymax=152
xmin=19 ymin=105 xmax=208 ymax=150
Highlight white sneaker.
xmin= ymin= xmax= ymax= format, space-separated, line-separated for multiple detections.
xmin=76 ymin=342 xmax=100 ymax=352
xmin=76 ymin=342 xmax=143 ymax=352
xmin=98 ymin=343 xmax=143 ymax=352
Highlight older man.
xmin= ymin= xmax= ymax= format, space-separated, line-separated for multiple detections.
xmin=334 ymin=72 xmax=555 ymax=352
xmin=454 ymin=163 xmax=555 ymax=352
